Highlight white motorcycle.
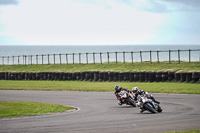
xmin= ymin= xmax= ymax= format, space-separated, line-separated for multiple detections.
xmin=137 ymin=93 xmax=162 ymax=113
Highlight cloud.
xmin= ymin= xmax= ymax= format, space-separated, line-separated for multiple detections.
xmin=0 ymin=0 xmax=19 ymax=5
xmin=117 ymin=0 xmax=200 ymax=13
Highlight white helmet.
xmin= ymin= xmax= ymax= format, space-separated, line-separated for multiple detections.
xmin=132 ymin=86 xmax=138 ymax=94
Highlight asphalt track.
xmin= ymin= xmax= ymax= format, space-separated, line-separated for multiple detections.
xmin=0 ymin=90 xmax=200 ymax=133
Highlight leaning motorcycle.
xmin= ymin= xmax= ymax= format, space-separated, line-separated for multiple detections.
xmin=137 ymin=94 xmax=162 ymax=113
xmin=118 ymin=90 xmax=136 ymax=107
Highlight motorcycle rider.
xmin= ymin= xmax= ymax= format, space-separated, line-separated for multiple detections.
xmin=132 ymin=86 xmax=160 ymax=112
xmin=114 ymin=85 xmax=132 ymax=105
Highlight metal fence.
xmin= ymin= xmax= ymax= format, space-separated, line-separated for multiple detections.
xmin=0 ymin=49 xmax=200 ymax=65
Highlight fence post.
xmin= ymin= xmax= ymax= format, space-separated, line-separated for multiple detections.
xmin=149 ymin=50 xmax=152 ymax=63
xmin=178 ymin=49 xmax=180 ymax=63
xmin=48 ymin=54 xmax=50 ymax=64
xmin=7 ymin=56 xmax=9 ymax=65
xmin=79 ymin=53 xmax=81 ymax=64
xmin=59 ymin=54 xmax=61 ymax=64
xmin=93 ymin=53 xmax=95 ymax=64
xmin=157 ymin=50 xmax=159 ymax=63
xmin=25 ymin=55 xmax=27 ymax=65
xmin=140 ymin=51 xmax=142 ymax=63
xmin=42 ymin=55 xmax=44 ymax=64
xmin=86 ymin=53 xmax=88 ymax=64
xmin=13 ymin=56 xmax=14 ymax=65
xmin=115 ymin=52 xmax=118 ymax=64
xmin=169 ymin=50 xmax=171 ymax=63
xmin=36 ymin=55 xmax=38 ymax=64
xmin=131 ymin=51 xmax=133 ymax=64
xmin=123 ymin=51 xmax=125 ymax=64
xmin=23 ymin=55 xmax=24 ymax=65
xmin=100 ymin=52 xmax=102 ymax=64
xmin=31 ymin=55 xmax=32 ymax=65
xmin=189 ymin=49 xmax=191 ymax=63
xmin=107 ymin=52 xmax=109 ymax=64
xmin=73 ymin=53 xmax=75 ymax=64
xmin=18 ymin=56 xmax=20 ymax=65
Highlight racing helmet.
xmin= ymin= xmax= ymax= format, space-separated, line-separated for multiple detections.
xmin=132 ymin=86 xmax=138 ymax=94
xmin=114 ymin=85 xmax=121 ymax=92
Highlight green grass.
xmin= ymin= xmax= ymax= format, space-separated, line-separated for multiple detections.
xmin=164 ymin=129 xmax=200 ymax=133
xmin=0 ymin=80 xmax=199 ymax=94
xmin=0 ymin=101 xmax=74 ymax=118
xmin=0 ymin=62 xmax=199 ymax=72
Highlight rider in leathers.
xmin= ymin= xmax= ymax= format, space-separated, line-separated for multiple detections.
xmin=114 ymin=85 xmax=131 ymax=105
xmin=132 ymin=86 xmax=160 ymax=112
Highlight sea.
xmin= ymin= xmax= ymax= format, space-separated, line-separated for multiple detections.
xmin=0 ymin=45 xmax=200 ymax=64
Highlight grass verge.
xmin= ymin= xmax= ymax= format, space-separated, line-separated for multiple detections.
xmin=0 ymin=80 xmax=199 ymax=94
xmin=164 ymin=129 xmax=200 ymax=133
xmin=0 ymin=101 xmax=74 ymax=118
xmin=0 ymin=62 xmax=200 ymax=72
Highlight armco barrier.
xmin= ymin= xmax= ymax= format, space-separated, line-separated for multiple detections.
xmin=0 ymin=72 xmax=199 ymax=83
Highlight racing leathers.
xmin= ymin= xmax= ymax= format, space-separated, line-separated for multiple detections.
xmin=115 ymin=87 xmax=131 ymax=105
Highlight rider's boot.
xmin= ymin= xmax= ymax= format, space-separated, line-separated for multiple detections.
xmin=139 ymin=107 xmax=144 ymax=113
xmin=118 ymin=100 xmax=122 ymax=105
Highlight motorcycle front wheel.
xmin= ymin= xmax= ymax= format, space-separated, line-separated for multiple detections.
xmin=144 ymin=104 xmax=156 ymax=113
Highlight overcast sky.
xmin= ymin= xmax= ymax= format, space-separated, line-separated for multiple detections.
xmin=0 ymin=0 xmax=200 ymax=45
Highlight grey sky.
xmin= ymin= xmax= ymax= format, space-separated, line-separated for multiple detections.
xmin=0 ymin=0 xmax=199 ymax=45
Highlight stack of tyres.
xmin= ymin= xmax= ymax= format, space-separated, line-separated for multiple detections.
xmin=68 ymin=73 xmax=72 ymax=80
xmin=148 ymin=72 xmax=156 ymax=82
xmin=145 ymin=72 xmax=149 ymax=82
xmin=75 ymin=72 xmax=81 ymax=80
xmin=85 ymin=72 xmax=91 ymax=81
xmin=99 ymin=72 xmax=104 ymax=82
xmin=31 ymin=73 xmax=36 ymax=80
xmin=129 ymin=72 xmax=134 ymax=82
xmin=186 ymin=73 xmax=192 ymax=83
xmin=94 ymin=72 xmax=99 ymax=81
xmin=124 ymin=72 xmax=129 ymax=81
xmin=156 ymin=72 xmax=162 ymax=82
xmin=113 ymin=72 xmax=119 ymax=82
xmin=90 ymin=72 xmax=95 ymax=81
xmin=0 ymin=72 xmax=5 ymax=80
xmin=63 ymin=73 xmax=68 ymax=80
xmin=118 ymin=73 xmax=124 ymax=82
xmin=80 ymin=72 xmax=86 ymax=81
xmin=108 ymin=72 xmax=114 ymax=82
xmin=72 ymin=72 xmax=77 ymax=80
xmin=180 ymin=73 xmax=186 ymax=82
xmin=162 ymin=72 xmax=168 ymax=82
xmin=175 ymin=73 xmax=181 ymax=82
xmin=134 ymin=72 xmax=139 ymax=82
xmin=168 ymin=72 xmax=175 ymax=81
xmin=103 ymin=72 xmax=108 ymax=81
xmin=192 ymin=72 xmax=200 ymax=83
xmin=139 ymin=72 xmax=145 ymax=82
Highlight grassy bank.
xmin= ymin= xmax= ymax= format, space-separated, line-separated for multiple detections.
xmin=0 ymin=101 xmax=74 ymax=118
xmin=0 ymin=80 xmax=199 ymax=94
xmin=0 ymin=62 xmax=199 ymax=72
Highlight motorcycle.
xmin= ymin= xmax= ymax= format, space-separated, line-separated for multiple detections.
xmin=118 ymin=90 xmax=136 ymax=107
xmin=137 ymin=94 xmax=162 ymax=113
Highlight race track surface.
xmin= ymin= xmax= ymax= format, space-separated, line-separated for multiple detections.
xmin=0 ymin=90 xmax=200 ymax=133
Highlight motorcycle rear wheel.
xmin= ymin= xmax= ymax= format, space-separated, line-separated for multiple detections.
xmin=126 ymin=97 xmax=136 ymax=107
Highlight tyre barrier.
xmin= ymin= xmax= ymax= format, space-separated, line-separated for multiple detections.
xmin=139 ymin=72 xmax=145 ymax=82
xmin=156 ymin=72 xmax=162 ymax=82
xmin=0 ymin=72 xmax=199 ymax=83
